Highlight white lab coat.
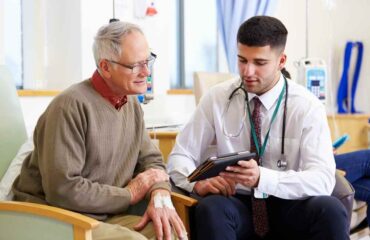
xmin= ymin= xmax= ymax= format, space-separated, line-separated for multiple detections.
xmin=167 ymin=75 xmax=335 ymax=200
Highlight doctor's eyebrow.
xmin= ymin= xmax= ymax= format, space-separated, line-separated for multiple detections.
xmin=237 ymin=55 xmax=269 ymax=64
xmin=237 ymin=55 xmax=246 ymax=60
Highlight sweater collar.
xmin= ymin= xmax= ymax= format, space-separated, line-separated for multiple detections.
xmin=91 ymin=70 xmax=127 ymax=110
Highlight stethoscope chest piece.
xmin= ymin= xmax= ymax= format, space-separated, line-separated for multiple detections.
xmin=277 ymin=155 xmax=287 ymax=169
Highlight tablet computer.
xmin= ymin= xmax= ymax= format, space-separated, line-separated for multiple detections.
xmin=187 ymin=151 xmax=256 ymax=182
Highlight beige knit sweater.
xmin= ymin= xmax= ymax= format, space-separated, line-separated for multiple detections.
xmin=12 ymin=79 xmax=170 ymax=220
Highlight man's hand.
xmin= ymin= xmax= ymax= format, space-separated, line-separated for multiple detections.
xmin=127 ymin=168 xmax=169 ymax=205
xmin=333 ymin=148 xmax=337 ymax=155
xmin=220 ymin=159 xmax=260 ymax=188
xmin=193 ymin=176 xmax=236 ymax=197
xmin=134 ymin=189 xmax=187 ymax=240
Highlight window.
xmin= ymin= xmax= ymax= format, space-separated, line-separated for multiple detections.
xmin=4 ymin=1 xmax=218 ymax=90
xmin=171 ymin=0 xmax=218 ymax=89
xmin=4 ymin=0 xmax=23 ymax=88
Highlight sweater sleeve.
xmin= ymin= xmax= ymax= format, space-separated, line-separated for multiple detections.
xmin=134 ymin=104 xmax=171 ymax=194
xmin=36 ymin=99 xmax=133 ymax=215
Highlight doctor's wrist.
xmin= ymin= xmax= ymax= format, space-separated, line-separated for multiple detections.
xmin=193 ymin=180 xmax=205 ymax=196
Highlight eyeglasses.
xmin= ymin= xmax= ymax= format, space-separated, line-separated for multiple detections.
xmin=108 ymin=52 xmax=157 ymax=74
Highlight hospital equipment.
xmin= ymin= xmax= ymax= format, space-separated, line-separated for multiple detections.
xmin=295 ymin=58 xmax=327 ymax=105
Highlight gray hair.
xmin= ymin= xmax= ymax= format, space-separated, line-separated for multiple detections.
xmin=93 ymin=21 xmax=143 ymax=67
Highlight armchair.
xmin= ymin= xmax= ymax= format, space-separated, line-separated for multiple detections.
xmin=0 ymin=65 xmax=99 ymax=240
xmin=170 ymin=170 xmax=355 ymax=239
xmin=193 ymin=71 xmax=238 ymax=105
xmin=0 ymin=201 xmax=99 ymax=240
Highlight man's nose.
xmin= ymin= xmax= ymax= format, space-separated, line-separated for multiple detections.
xmin=138 ymin=64 xmax=151 ymax=76
xmin=242 ymin=63 xmax=255 ymax=76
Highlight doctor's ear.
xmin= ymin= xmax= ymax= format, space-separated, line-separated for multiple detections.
xmin=278 ymin=54 xmax=287 ymax=69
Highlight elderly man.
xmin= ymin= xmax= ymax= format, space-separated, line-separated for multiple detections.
xmin=13 ymin=21 xmax=185 ymax=240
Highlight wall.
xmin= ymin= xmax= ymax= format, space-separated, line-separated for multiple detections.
xmin=80 ymin=0 xmax=176 ymax=94
xmin=17 ymin=0 xmax=370 ymax=113
xmin=20 ymin=0 xmax=175 ymax=94
xmin=0 ymin=0 xmax=4 ymax=64
xmin=274 ymin=0 xmax=370 ymax=113
xmin=9 ymin=0 xmax=370 ymax=133
xmin=15 ymin=0 xmax=183 ymax=136
xmin=19 ymin=96 xmax=53 ymax=137
xmin=313 ymin=0 xmax=370 ymax=114
xmin=22 ymin=0 xmax=82 ymax=90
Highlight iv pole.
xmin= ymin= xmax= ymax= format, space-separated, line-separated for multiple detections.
xmin=305 ymin=0 xmax=309 ymax=58
xmin=110 ymin=0 xmax=119 ymax=23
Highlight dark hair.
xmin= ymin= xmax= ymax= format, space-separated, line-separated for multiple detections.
xmin=237 ymin=16 xmax=289 ymax=78
xmin=237 ymin=16 xmax=288 ymax=50
xmin=281 ymin=68 xmax=291 ymax=79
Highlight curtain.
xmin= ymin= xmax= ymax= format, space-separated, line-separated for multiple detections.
xmin=217 ymin=0 xmax=278 ymax=73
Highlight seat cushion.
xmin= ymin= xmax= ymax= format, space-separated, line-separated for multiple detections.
xmin=353 ymin=200 xmax=367 ymax=210
xmin=0 ymin=137 xmax=33 ymax=200
xmin=351 ymin=203 xmax=367 ymax=230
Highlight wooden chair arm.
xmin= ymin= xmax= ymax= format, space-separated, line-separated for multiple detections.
xmin=171 ymin=192 xmax=198 ymax=207
xmin=0 ymin=201 xmax=99 ymax=230
xmin=171 ymin=192 xmax=198 ymax=237
xmin=336 ymin=169 xmax=346 ymax=177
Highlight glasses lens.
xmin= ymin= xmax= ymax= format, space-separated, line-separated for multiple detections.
xmin=132 ymin=65 xmax=140 ymax=74
xmin=147 ymin=58 xmax=155 ymax=69
xmin=132 ymin=57 xmax=155 ymax=74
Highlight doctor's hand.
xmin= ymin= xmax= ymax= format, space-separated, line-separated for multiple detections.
xmin=134 ymin=189 xmax=187 ymax=240
xmin=193 ymin=176 xmax=236 ymax=197
xmin=333 ymin=148 xmax=338 ymax=155
xmin=220 ymin=159 xmax=260 ymax=188
xmin=127 ymin=168 xmax=169 ymax=205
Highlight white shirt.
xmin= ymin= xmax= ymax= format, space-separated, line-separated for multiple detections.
xmin=167 ymin=75 xmax=335 ymax=200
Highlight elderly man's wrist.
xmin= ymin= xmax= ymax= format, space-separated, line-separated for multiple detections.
xmin=146 ymin=181 xmax=171 ymax=199
xmin=151 ymin=188 xmax=170 ymax=198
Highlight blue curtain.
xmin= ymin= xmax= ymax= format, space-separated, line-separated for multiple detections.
xmin=217 ymin=0 xmax=278 ymax=73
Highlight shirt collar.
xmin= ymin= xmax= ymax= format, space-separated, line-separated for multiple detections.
xmin=247 ymin=74 xmax=285 ymax=111
xmin=91 ymin=70 xmax=128 ymax=110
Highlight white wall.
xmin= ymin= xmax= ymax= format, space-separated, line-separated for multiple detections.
xmin=44 ymin=0 xmax=82 ymax=89
xmin=22 ymin=0 xmax=174 ymax=94
xmin=0 ymin=0 xmax=4 ymax=64
xmin=22 ymin=0 xmax=47 ymax=89
xmin=18 ymin=0 xmax=370 ymax=112
xmin=16 ymin=0 xmax=180 ymax=136
xmin=7 ymin=0 xmax=370 ymax=133
xmin=274 ymin=0 xmax=370 ymax=113
xmin=19 ymin=96 xmax=53 ymax=137
xmin=80 ymin=0 xmax=175 ymax=94
xmin=22 ymin=0 xmax=81 ymax=90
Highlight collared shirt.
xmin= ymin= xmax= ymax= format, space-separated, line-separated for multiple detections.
xmin=167 ymin=74 xmax=335 ymax=199
xmin=91 ymin=70 xmax=127 ymax=110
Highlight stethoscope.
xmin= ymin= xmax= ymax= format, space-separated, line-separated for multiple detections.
xmin=221 ymin=76 xmax=288 ymax=169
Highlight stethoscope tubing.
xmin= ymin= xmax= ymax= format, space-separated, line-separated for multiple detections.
xmin=223 ymin=77 xmax=289 ymax=168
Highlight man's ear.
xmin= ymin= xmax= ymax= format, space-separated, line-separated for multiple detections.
xmin=279 ymin=53 xmax=287 ymax=70
xmin=98 ymin=59 xmax=112 ymax=79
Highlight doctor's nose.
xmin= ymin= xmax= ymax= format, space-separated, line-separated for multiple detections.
xmin=241 ymin=63 xmax=256 ymax=76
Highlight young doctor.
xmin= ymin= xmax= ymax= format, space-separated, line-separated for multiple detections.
xmin=168 ymin=16 xmax=349 ymax=239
